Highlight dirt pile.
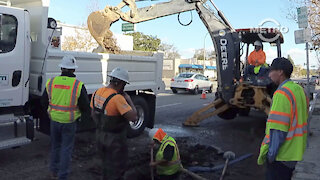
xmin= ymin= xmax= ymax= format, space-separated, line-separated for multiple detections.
xmin=68 ymin=133 xmax=257 ymax=180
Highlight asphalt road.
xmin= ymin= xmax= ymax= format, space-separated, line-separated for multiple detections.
xmin=0 ymin=90 xmax=268 ymax=180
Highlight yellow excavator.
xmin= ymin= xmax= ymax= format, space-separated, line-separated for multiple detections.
xmin=87 ymin=0 xmax=284 ymax=126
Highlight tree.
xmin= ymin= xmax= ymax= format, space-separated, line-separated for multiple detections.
xmin=193 ymin=49 xmax=205 ymax=60
xmin=288 ymin=55 xmax=299 ymax=77
xmin=286 ymin=0 xmax=320 ymax=61
xmin=86 ymin=0 xmax=101 ymax=15
xmin=126 ymin=32 xmax=161 ymax=51
xmin=159 ymin=43 xmax=181 ymax=59
xmin=193 ymin=49 xmax=215 ymax=60
xmin=61 ymin=28 xmax=98 ymax=52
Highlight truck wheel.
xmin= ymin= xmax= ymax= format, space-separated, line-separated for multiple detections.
xmin=172 ymin=88 xmax=178 ymax=94
xmin=208 ymin=85 xmax=213 ymax=93
xmin=193 ymin=86 xmax=199 ymax=95
xmin=127 ymin=96 xmax=149 ymax=138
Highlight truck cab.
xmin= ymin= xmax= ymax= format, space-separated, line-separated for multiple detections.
xmin=0 ymin=4 xmax=31 ymax=109
xmin=0 ymin=1 xmax=33 ymax=149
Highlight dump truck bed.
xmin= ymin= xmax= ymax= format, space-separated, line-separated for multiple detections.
xmin=29 ymin=49 xmax=165 ymax=96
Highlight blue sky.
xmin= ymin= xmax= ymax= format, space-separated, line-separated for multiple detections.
xmin=48 ymin=0 xmax=318 ymax=67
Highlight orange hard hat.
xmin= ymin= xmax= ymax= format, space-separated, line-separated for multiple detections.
xmin=149 ymin=128 xmax=167 ymax=142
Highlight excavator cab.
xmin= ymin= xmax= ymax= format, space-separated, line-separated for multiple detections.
xmin=237 ymin=28 xmax=284 ymax=86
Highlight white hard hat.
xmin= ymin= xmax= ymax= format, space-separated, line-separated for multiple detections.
xmin=108 ymin=67 xmax=130 ymax=84
xmin=59 ymin=55 xmax=78 ymax=69
xmin=254 ymin=40 xmax=262 ymax=47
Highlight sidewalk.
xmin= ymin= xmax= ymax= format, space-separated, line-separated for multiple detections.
xmin=292 ymin=95 xmax=320 ymax=180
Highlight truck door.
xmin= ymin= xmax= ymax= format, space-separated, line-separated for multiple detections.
xmin=0 ymin=7 xmax=30 ymax=108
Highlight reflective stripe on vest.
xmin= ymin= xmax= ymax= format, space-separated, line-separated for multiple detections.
xmin=47 ymin=77 xmax=82 ymax=122
xmin=47 ymin=78 xmax=55 ymax=115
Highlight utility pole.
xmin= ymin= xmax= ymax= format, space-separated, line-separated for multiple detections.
xmin=203 ymin=32 xmax=209 ymax=73
xmin=306 ymin=42 xmax=310 ymax=95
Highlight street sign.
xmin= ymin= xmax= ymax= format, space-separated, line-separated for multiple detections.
xmin=297 ymin=6 xmax=308 ymax=28
xmin=122 ymin=23 xmax=135 ymax=32
xmin=294 ymin=29 xmax=311 ymax=44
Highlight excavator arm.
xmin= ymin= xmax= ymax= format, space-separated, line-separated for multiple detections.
xmin=87 ymin=0 xmax=242 ymax=126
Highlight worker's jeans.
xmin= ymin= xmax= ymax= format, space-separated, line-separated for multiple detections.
xmin=266 ymin=161 xmax=295 ymax=180
xmin=50 ymin=120 xmax=77 ymax=180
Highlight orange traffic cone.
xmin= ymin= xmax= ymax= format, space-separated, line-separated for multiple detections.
xmin=201 ymin=89 xmax=206 ymax=99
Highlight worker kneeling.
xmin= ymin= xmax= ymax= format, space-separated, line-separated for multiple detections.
xmin=150 ymin=128 xmax=182 ymax=180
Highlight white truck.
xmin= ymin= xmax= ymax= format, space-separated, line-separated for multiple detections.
xmin=0 ymin=0 xmax=165 ymax=150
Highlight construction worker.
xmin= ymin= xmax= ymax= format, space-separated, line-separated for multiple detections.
xmin=245 ymin=40 xmax=267 ymax=80
xmin=149 ymin=128 xmax=182 ymax=180
xmin=90 ymin=67 xmax=137 ymax=180
xmin=257 ymin=57 xmax=309 ymax=180
xmin=41 ymin=55 xmax=90 ymax=180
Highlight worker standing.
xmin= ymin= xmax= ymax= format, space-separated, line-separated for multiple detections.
xmin=149 ymin=128 xmax=182 ymax=180
xmin=91 ymin=67 xmax=137 ymax=180
xmin=41 ymin=55 xmax=91 ymax=180
xmin=258 ymin=57 xmax=309 ymax=180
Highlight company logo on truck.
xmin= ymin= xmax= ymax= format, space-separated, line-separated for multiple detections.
xmin=0 ymin=75 xmax=8 ymax=85
xmin=219 ymin=30 xmax=228 ymax=71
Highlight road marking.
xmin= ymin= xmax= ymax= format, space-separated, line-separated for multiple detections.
xmin=156 ymin=103 xmax=182 ymax=109
xmin=158 ymin=93 xmax=174 ymax=96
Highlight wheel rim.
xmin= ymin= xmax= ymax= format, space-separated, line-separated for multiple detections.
xmin=129 ymin=105 xmax=144 ymax=130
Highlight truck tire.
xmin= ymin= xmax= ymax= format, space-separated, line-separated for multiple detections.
xmin=127 ymin=96 xmax=149 ymax=138
xmin=208 ymin=85 xmax=213 ymax=93
xmin=193 ymin=86 xmax=199 ymax=95
xmin=172 ymin=88 xmax=178 ymax=94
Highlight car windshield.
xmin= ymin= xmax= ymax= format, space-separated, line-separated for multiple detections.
xmin=178 ymin=74 xmax=193 ymax=78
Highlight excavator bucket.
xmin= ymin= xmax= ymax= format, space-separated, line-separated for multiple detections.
xmin=87 ymin=8 xmax=120 ymax=49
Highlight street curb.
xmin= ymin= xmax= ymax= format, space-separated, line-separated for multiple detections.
xmin=292 ymin=93 xmax=320 ymax=180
